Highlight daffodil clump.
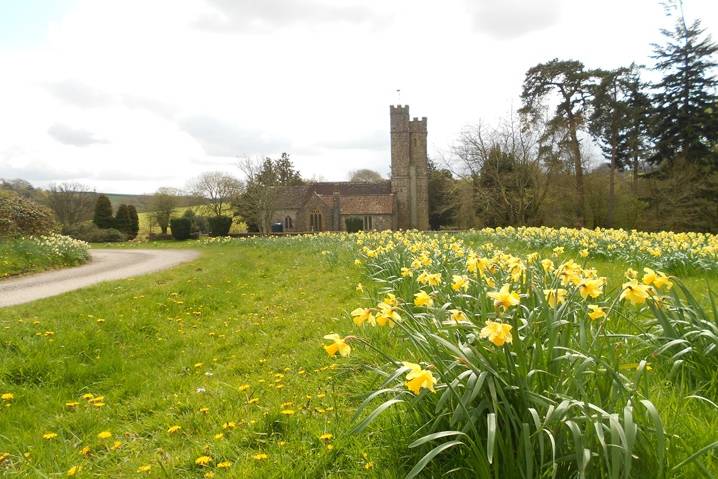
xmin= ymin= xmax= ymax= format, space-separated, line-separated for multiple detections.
xmin=323 ymin=230 xmax=713 ymax=478
xmin=465 ymin=226 xmax=718 ymax=273
xmin=0 ymin=234 xmax=90 ymax=277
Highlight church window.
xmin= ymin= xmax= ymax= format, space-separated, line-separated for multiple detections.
xmin=284 ymin=216 xmax=293 ymax=230
xmin=310 ymin=210 xmax=322 ymax=231
xmin=363 ymin=216 xmax=373 ymax=230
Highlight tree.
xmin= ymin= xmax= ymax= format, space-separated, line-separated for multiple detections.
xmin=151 ymin=187 xmax=181 ymax=234
xmin=589 ymin=64 xmax=651 ymax=225
xmin=348 ymin=169 xmax=384 ymax=183
xmin=46 ymin=182 xmax=97 ymax=227
xmin=235 ymin=153 xmax=303 ymax=233
xmin=128 ymin=205 xmax=139 ymax=239
xmin=189 ymin=172 xmax=242 ymax=217
xmin=427 ymin=160 xmax=457 ymax=230
xmin=520 ymin=59 xmax=600 ymax=226
xmin=93 ymin=194 xmax=114 ymax=229
xmin=650 ymin=1 xmax=718 ymax=168
xmin=114 ymin=204 xmax=131 ymax=236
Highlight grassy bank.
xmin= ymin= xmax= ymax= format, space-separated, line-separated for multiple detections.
xmin=0 ymin=234 xmax=89 ymax=278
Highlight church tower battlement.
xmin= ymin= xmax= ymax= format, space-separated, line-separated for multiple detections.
xmin=390 ymin=105 xmax=429 ymax=230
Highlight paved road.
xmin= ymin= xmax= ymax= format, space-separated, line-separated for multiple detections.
xmin=0 ymin=249 xmax=200 ymax=308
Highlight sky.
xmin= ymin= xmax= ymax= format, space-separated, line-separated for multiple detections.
xmin=0 ymin=0 xmax=716 ymax=194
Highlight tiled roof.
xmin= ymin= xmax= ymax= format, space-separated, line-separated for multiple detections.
xmin=272 ymin=181 xmax=393 ymax=209
xmin=333 ymin=195 xmax=394 ymax=215
xmin=271 ymin=186 xmax=311 ymax=209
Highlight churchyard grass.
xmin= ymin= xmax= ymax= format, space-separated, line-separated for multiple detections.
xmin=1 ymin=231 xmax=717 ymax=477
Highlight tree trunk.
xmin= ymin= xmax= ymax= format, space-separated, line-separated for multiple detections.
xmin=568 ymin=119 xmax=586 ymax=227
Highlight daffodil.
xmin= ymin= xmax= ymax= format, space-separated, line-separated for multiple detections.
xmin=449 ymin=309 xmax=468 ymax=322
xmin=487 ymin=284 xmax=520 ymax=309
xmin=578 ymin=278 xmax=604 ymax=299
xmin=587 ymin=305 xmax=606 ymax=320
xmin=451 ymin=275 xmax=470 ymax=292
xmin=479 ymin=320 xmax=513 ymax=347
xmin=402 ymin=362 xmax=437 ymax=394
xmin=642 ymin=268 xmax=673 ymax=290
xmin=375 ymin=303 xmax=400 ymax=327
xmin=322 ymin=334 xmax=351 ymax=357
xmin=620 ymin=279 xmax=652 ymax=305
xmin=350 ymin=308 xmax=375 ymax=326
xmin=543 ymin=288 xmax=567 ymax=308
xmin=413 ymin=290 xmax=433 ymax=307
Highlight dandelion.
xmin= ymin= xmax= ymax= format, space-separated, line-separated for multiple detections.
xmin=413 ymin=290 xmax=433 ymax=307
xmin=252 ymin=452 xmax=268 ymax=460
xmin=137 ymin=465 xmax=152 ymax=473
xmin=217 ymin=461 xmax=232 ymax=469
xmin=67 ymin=465 xmax=81 ymax=477
xmin=280 ymin=409 xmax=295 ymax=415
xmin=479 ymin=320 xmax=513 ymax=347
xmin=402 ymin=362 xmax=437 ymax=395
xmin=487 ymin=284 xmax=520 ymax=309
xmin=97 ymin=431 xmax=112 ymax=439
xmin=1 ymin=393 xmax=13 ymax=401
xmin=356 ymin=283 xmax=363 ymax=293
xmin=80 ymin=446 xmax=91 ymax=456
xmin=195 ymin=456 xmax=213 ymax=466
xmin=167 ymin=425 xmax=181 ymax=434
xmin=319 ymin=433 xmax=333 ymax=442
xmin=323 ymin=333 xmax=351 ymax=357
xmin=43 ymin=432 xmax=58 ymax=440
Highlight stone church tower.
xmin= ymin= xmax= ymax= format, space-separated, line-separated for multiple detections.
xmin=390 ymin=105 xmax=429 ymax=230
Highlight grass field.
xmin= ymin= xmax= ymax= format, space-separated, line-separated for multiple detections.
xmin=1 ymin=232 xmax=717 ymax=477
xmin=137 ymin=206 xmax=246 ymax=238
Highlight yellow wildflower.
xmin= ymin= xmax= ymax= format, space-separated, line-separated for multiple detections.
xmin=402 ymin=362 xmax=437 ymax=395
xmin=487 ymin=284 xmax=520 ymax=309
xmin=451 ymin=275 xmax=470 ymax=292
xmin=137 ymin=465 xmax=152 ymax=473
xmin=620 ymin=279 xmax=652 ymax=305
xmin=43 ymin=432 xmax=58 ymax=440
xmin=252 ymin=452 xmax=268 ymax=460
xmin=97 ymin=431 xmax=112 ymax=439
xmin=217 ymin=461 xmax=232 ymax=469
xmin=350 ymin=308 xmax=375 ymax=326
xmin=67 ymin=465 xmax=81 ymax=477
xmin=195 ymin=456 xmax=212 ymax=466
xmin=578 ymin=278 xmax=604 ymax=299
xmin=449 ymin=309 xmax=468 ymax=323
xmin=413 ymin=290 xmax=433 ymax=307
xmin=400 ymin=267 xmax=413 ymax=277
xmin=1 ymin=393 xmax=13 ymax=401
xmin=587 ymin=305 xmax=606 ymax=320
xmin=167 ymin=425 xmax=181 ymax=434
xmin=543 ymin=288 xmax=567 ymax=308
xmin=322 ymin=334 xmax=351 ymax=357
xmin=479 ymin=320 xmax=513 ymax=347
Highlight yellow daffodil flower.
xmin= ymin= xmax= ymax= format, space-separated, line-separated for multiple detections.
xmin=487 ymin=284 xmax=520 ymax=309
xmin=322 ymin=334 xmax=351 ymax=357
xmin=402 ymin=361 xmax=437 ymax=394
xmin=479 ymin=320 xmax=513 ymax=347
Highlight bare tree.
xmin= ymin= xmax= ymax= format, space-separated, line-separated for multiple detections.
xmin=46 ymin=183 xmax=97 ymax=227
xmin=348 ymin=169 xmax=384 ymax=182
xmin=189 ymin=172 xmax=242 ymax=217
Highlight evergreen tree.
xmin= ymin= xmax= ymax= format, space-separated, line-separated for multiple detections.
xmin=650 ymin=2 xmax=718 ymax=168
xmin=114 ymin=204 xmax=131 ymax=235
xmin=427 ymin=160 xmax=457 ymax=230
xmin=93 ymin=194 xmax=114 ymax=229
xmin=127 ymin=205 xmax=139 ymax=239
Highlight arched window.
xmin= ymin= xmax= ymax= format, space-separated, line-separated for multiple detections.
xmin=310 ymin=210 xmax=322 ymax=231
xmin=284 ymin=216 xmax=293 ymax=230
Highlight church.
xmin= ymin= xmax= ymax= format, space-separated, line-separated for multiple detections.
xmin=269 ymin=105 xmax=430 ymax=232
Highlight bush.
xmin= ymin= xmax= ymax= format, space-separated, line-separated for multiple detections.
xmin=128 ymin=205 xmax=139 ymax=239
xmin=114 ymin=204 xmax=131 ymax=235
xmin=63 ymin=222 xmax=126 ymax=243
xmin=93 ymin=194 xmax=114 ymax=229
xmin=170 ymin=217 xmax=192 ymax=240
xmin=148 ymin=232 xmax=173 ymax=241
xmin=0 ymin=190 xmax=57 ymax=237
xmin=208 ymin=215 xmax=232 ymax=236
xmin=345 ymin=216 xmax=363 ymax=233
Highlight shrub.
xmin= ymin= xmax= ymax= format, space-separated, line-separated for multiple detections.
xmin=114 ymin=204 xmax=131 ymax=236
xmin=93 ymin=194 xmax=114 ymax=229
xmin=128 ymin=205 xmax=139 ymax=239
xmin=63 ymin=222 xmax=126 ymax=243
xmin=0 ymin=190 xmax=57 ymax=237
xmin=345 ymin=216 xmax=363 ymax=233
xmin=208 ymin=215 xmax=232 ymax=236
xmin=170 ymin=217 xmax=192 ymax=240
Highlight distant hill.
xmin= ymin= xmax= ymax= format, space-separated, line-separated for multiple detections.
xmin=103 ymin=193 xmax=198 ymax=213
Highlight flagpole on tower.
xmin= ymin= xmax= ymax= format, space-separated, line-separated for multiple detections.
xmin=396 ymin=89 xmax=401 ymax=105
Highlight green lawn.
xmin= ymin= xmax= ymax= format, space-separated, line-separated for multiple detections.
xmin=1 ymin=234 xmax=717 ymax=477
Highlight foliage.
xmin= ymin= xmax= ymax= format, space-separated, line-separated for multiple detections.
xmin=128 ymin=205 xmax=139 ymax=239
xmin=170 ymin=217 xmax=192 ymax=240
xmin=427 ymin=160 xmax=457 ymax=230
xmin=46 ymin=183 xmax=97 ymax=227
xmin=93 ymin=195 xmax=114 ymax=229
xmin=63 ymin=222 xmax=127 ymax=243
xmin=0 ymin=190 xmax=57 ymax=238
xmin=650 ymin=4 xmax=718 ymax=168
xmin=208 ymin=215 xmax=232 ymax=236
xmin=332 ymin=230 xmax=718 ymax=477
xmin=235 ymin=153 xmax=303 ymax=233
xmin=349 ymin=169 xmax=384 ymax=183
xmin=114 ymin=204 xmax=132 ymax=237
xmin=190 ymin=172 xmax=243 ymax=218
xmin=151 ymin=188 xmax=181 ymax=235
xmin=0 ymin=234 xmax=89 ymax=277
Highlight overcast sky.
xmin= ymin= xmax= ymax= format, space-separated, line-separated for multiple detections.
xmin=0 ymin=0 xmax=716 ymax=194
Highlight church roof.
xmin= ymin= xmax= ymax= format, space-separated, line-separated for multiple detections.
xmin=271 ymin=181 xmax=393 ymax=210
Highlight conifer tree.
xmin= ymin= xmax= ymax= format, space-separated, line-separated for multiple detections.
xmin=93 ymin=194 xmax=114 ymax=229
xmin=128 ymin=205 xmax=139 ymax=239
xmin=114 ymin=204 xmax=131 ymax=235
xmin=650 ymin=1 xmax=718 ymax=168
